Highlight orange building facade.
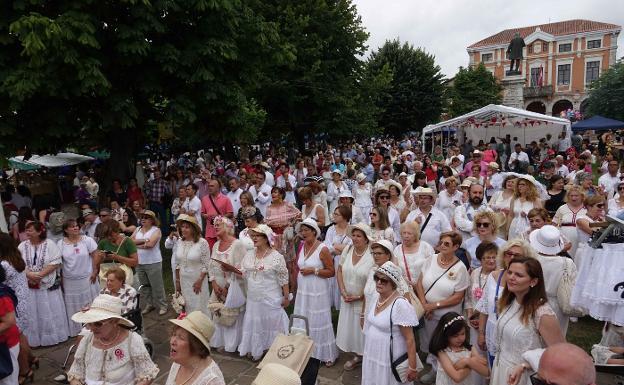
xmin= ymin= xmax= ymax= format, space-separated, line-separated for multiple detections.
xmin=467 ymin=20 xmax=621 ymax=116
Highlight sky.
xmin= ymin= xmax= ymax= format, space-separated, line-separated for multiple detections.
xmin=352 ymin=0 xmax=624 ymax=77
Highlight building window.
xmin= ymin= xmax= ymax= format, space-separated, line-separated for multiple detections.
xmin=586 ymin=61 xmax=600 ymax=83
xmin=533 ymin=43 xmax=541 ymax=54
xmin=587 ymin=39 xmax=601 ymax=49
xmin=530 ymin=67 xmax=542 ymax=87
xmin=558 ymin=43 xmax=572 ymax=52
xmin=481 ymin=53 xmax=493 ymax=62
xmin=528 ymin=45 xmax=533 ymax=54
xmin=557 ymin=64 xmax=571 ymax=85
xmin=542 ymin=42 xmax=548 ymax=52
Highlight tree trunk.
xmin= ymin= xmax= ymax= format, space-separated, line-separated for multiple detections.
xmin=106 ymin=128 xmax=137 ymax=185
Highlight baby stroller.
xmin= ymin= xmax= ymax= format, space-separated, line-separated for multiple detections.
xmin=58 ymin=285 xmax=154 ymax=379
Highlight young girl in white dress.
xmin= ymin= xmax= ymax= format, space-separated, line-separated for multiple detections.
xmin=430 ymin=312 xmax=489 ymax=385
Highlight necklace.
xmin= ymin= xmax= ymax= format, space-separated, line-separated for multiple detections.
xmin=253 ymin=248 xmax=270 ymax=278
xmin=96 ymin=328 xmax=121 ymax=348
xmin=439 ymin=255 xmax=454 ymax=266
xmin=303 ymin=241 xmax=318 ymax=260
xmin=376 ymin=292 xmax=396 ymax=309
xmin=178 ymin=362 xmax=199 ymax=385
xmin=353 ymin=246 xmax=367 ymax=257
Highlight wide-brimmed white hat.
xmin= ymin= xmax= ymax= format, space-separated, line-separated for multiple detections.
xmin=338 ymin=190 xmax=354 ymax=201
xmin=411 ymin=186 xmax=437 ymax=198
xmin=249 ymin=224 xmax=276 ymax=246
xmin=356 ymin=173 xmax=367 ymax=183
xmin=331 ymin=169 xmax=343 ymax=176
xmin=253 ymin=363 xmax=301 ymax=385
xmin=488 ymin=162 xmax=500 ymax=170
xmin=529 ymin=225 xmax=563 ymax=255
xmin=349 ymin=222 xmax=372 ymax=242
xmin=169 ymin=311 xmax=215 ymax=351
xmin=385 ymin=180 xmax=402 ymax=194
xmin=71 ymin=294 xmax=134 ymax=328
xmin=376 ymin=261 xmax=404 ymax=288
xmin=516 ymin=174 xmax=537 ymax=186
xmin=371 ymin=239 xmax=394 ymax=256
xmin=296 ymin=218 xmax=321 ymax=238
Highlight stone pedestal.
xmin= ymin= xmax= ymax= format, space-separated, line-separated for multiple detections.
xmin=501 ymin=74 xmax=525 ymax=109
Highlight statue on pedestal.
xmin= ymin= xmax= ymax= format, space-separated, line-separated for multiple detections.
xmin=506 ymin=32 xmax=525 ymax=75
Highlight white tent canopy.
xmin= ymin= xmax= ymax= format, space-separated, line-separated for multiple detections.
xmin=422 ymin=104 xmax=571 ymax=150
xmin=9 ymin=152 xmax=94 ymax=169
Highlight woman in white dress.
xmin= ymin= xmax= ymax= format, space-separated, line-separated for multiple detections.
xmin=370 ymin=206 xmax=395 ymax=245
xmin=299 ymin=186 xmax=327 ymax=228
xmin=324 ymin=206 xmax=354 ymax=310
xmin=388 ymin=182 xmax=406 ymax=215
xmin=416 ymin=231 xmax=470 ymax=384
xmin=58 ymin=219 xmax=100 ymax=337
xmin=354 ymin=173 xmax=373 ymax=223
xmin=336 ymin=222 xmax=374 ymax=371
xmin=362 ymin=261 xmax=420 ymax=385
xmin=507 ymin=175 xmax=542 ymax=240
xmin=488 ymin=175 xmax=516 ymax=238
xmin=435 ymin=177 xmax=463 ymax=220
xmin=208 ymin=217 xmax=247 ymax=353
xmin=237 ymin=224 xmax=289 ymax=361
xmin=326 ymin=170 xmax=348 ymax=214
xmin=362 ymin=239 xmax=397 ymax=317
xmin=19 ymin=221 xmax=69 ymax=347
xmin=293 ymin=218 xmax=339 ymax=367
xmin=392 ymin=221 xmax=434 ymax=293
xmin=174 ymin=214 xmax=211 ymax=315
xmin=167 ymin=311 xmax=226 ymax=385
xmin=491 ymin=257 xmax=563 ymax=385
xmin=552 ymin=185 xmax=587 ymax=260
xmin=375 ymin=189 xmax=401 ymax=242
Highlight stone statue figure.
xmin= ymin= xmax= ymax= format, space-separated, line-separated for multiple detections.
xmin=507 ymin=32 xmax=525 ymax=73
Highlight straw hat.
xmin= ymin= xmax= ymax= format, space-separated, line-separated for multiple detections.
xmin=176 ymin=214 xmax=201 ymax=234
xmin=71 ymin=294 xmax=134 ymax=328
xmin=348 ymin=223 xmax=372 ymax=242
xmin=371 ymin=239 xmax=394 ymax=256
xmin=376 ymin=261 xmax=404 ymax=289
xmin=529 ymin=225 xmax=563 ymax=255
xmin=385 ymin=180 xmax=402 ymax=194
xmin=516 ymin=174 xmax=538 ymax=186
xmin=252 ymin=363 xmax=301 ymax=385
xmin=169 ymin=311 xmax=215 ymax=351
xmin=356 ymin=173 xmax=367 ymax=183
xmin=249 ymin=224 xmax=275 ymax=246
xmin=82 ymin=208 xmax=95 ymax=218
xmin=331 ymin=169 xmax=343 ymax=177
xmin=411 ymin=186 xmax=437 ymax=198
xmin=140 ymin=210 xmax=160 ymax=226
xmin=488 ymin=162 xmax=500 ymax=170
xmin=295 ymin=218 xmax=321 ymax=238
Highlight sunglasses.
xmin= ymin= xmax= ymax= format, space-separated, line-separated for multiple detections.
xmin=476 ymin=222 xmax=490 ymax=228
xmin=379 ymin=195 xmax=390 ymax=199
xmin=618 ymin=186 xmax=624 ymax=191
xmin=529 ymin=374 xmax=551 ymax=385
xmin=382 ymin=173 xmax=390 ymax=176
xmin=439 ymin=241 xmax=452 ymax=247
xmin=595 ymin=204 xmax=605 ymax=208
xmin=373 ymin=275 xmax=390 ymax=284
xmin=504 ymin=250 xmax=523 ymax=258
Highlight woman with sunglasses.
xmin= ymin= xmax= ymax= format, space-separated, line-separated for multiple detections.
xmin=475 ymin=240 xmax=535 ymax=368
xmin=462 ymin=211 xmax=506 ymax=269
xmin=369 ymin=206 xmax=395 ymax=245
xmin=67 ymin=294 xmax=159 ymax=385
xmin=490 ymin=257 xmax=563 ymax=385
xmin=361 ymin=261 xmax=420 ymax=385
xmin=552 ymin=186 xmax=586 ymax=260
xmin=375 ymin=189 xmax=401 ymax=242
xmin=416 ymin=231 xmax=469 ymax=384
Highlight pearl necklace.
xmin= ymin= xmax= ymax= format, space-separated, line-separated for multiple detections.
xmin=353 ymin=246 xmax=367 ymax=257
xmin=96 ymin=328 xmax=121 ymax=348
xmin=376 ymin=292 xmax=396 ymax=309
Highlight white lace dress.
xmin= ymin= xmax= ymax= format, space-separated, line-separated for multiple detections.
xmin=208 ymin=239 xmax=247 ymax=352
xmin=1 ymin=261 xmax=32 ymax=336
xmin=491 ymin=302 xmax=555 ymax=385
xmin=238 ymin=249 xmax=289 ymax=360
xmin=508 ymin=199 xmax=537 ymax=240
xmin=335 ymin=246 xmax=374 ymax=355
xmin=293 ymin=243 xmax=339 ymax=362
xmin=175 ymin=239 xmax=211 ymax=315
xmin=165 ymin=360 xmax=225 ymax=385
xmin=362 ymin=294 xmax=419 ymax=385
xmin=68 ymin=332 xmax=159 ymax=385
xmin=435 ymin=348 xmax=476 ymax=385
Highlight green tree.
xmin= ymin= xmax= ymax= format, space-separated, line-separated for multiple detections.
xmin=254 ymin=0 xmax=387 ymax=148
xmin=586 ymin=60 xmax=624 ymax=121
xmin=365 ymin=39 xmax=446 ymax=136
xmin=448 ymin=63 xmax=502 ymax=117
xmin=0 ymin=0 xmax=288 ymax=179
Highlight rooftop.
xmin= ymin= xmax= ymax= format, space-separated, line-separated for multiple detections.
xmin=468 ymin=19 xmax=621 ymax=49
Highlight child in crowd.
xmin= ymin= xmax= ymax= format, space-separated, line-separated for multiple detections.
xmin=429 ymin=312 xmax=489 ymax=385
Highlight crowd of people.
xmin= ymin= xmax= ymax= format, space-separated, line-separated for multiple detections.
xmin=0 ymin=129 xmax=621 ymax=385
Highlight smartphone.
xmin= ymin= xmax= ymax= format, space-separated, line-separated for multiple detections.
xmin=104 ymin=250 xmax=113 ymax=255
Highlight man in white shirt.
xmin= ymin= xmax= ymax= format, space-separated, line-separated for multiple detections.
xmin=554 ymin=155 xmax=570 ymax=179
xmin=182 ymin=183 xmax=203 ymax=230
xmin=557 ymin=131 xmax=572 ymax=154
xmin=598 ymin=159 xmax=621 ymax=198
xmin=453 ymin=183 xmax=490 ymax=242
xmin=226 ymin=177 xmax=244 ymax=214
xmin=249 ymin=171 xmax=272 ymax=217
xmin=81 ymin=209 xmax=101 ymax=240
xmin=275 ymin=163 xmax=297 ymax=204
xmin=405 ymin=187 xmax=451 ymax=248
xmin=508 ymin=143 xmax=529 ymax=173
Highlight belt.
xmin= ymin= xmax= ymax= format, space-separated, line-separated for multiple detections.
xmin=559 ymin=223 xmax=576 ymax=227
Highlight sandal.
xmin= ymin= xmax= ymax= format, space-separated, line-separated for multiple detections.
xmin=53 ymin=373 xmax=69 ymax=384
xmin=30 ymin=357 xmax=40 ymax=370
xmin=19 ymin=370 xmax=34 ymax=384
xmin=343 ymin=356 xmax=362 ymax=371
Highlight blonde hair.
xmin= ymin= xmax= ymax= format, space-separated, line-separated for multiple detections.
xmin=445 ymin=176 xmax=458 ymax=188
xmin=473 ymin=211 xmax=499 ymax=236
xmin=514 ymin=178 xmax=540 ymax=202
xmin=399 ymin=221 xmax=421 ymax=241
xmin=496 ymin=239 xmax=537 ymax=269
xmin=564 ymin=185 xmax=585 ymax=203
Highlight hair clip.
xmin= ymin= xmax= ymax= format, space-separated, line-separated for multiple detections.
xmin=443 ymin=315 xmax=465 ymax=330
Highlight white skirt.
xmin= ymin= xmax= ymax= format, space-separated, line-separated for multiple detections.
xmin=210 ymin=309 xmax=245 ymax=352
xmin=26 ymin=287 xmax=70 ymax=347
xmin=335 ymin=298 xmax=365 ymax=355
xmin=238 ymin=296 xmax=288 ymax=360
xmin=63 ymin=276 xmax=100 ymax=336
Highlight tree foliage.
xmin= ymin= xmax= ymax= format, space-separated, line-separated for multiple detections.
xmin=586 ymin=60 xmax=624 ymax=121
xmin=448 ymin=63 xmax=502 ymax=117
xmin=0 ymin=0 xmax=289 ymax=177
xmin=365 ymin=39 xmax=445 ymax=136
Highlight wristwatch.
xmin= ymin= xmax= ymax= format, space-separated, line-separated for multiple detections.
xmin=436 ymin=302 xmax=441 ymax=308
xmin=314 ymin=268 xmax=320 ymax=276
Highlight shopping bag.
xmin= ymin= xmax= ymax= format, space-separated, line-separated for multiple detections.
xmin=258 ymin=332 xmax=314 ymax=376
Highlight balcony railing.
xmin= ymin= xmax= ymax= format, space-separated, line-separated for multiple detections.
xmin=523 ymin=85 xmax=554 ymax=98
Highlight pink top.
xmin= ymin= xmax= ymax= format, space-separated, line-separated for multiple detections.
xmin=201 ymin=193 xmax=234 ymax=239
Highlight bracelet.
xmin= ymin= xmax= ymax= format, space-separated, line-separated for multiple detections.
xmin=408 ymin=365 xmax=418 ymax=371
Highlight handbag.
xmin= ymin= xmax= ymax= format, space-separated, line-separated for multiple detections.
xmin=557 ymin=257 xmax=585 ymax=317
xmin=0 ymin=343 xmax=11 ymax=380
xmin=171 ymin=292 xmax=186 ymax=314
xmin=258 ymin=316 xmax=314 ymax=376
xmin=390 ymin=298 xmax=423 ymax=382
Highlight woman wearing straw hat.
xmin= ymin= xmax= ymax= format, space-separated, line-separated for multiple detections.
xmin=67 ymin=294 xmax=159 ymax=385
xmin=405 ymin=187 xmax=452 ymax=249
xmin=237 ymin=224 xmax=289 ymax=361
xmin=336 ymin=223 xmax=374 ymax=371
xmin=293 ymin=218 xmax=339 ymax=367
xmin=166 ymin=311 xmax=225 ymax=385
xmin=131 ymin=210 xmax=167 ymax=316
xmin=361 ymin=261 xmax=420 ymax=385
xmin=327 ymin=169 xmax=347 ymax=214
xmin=174 ymin=214 xmax=211 ymax=315
xmin=507 ymin=175 xmax=542 ymax=240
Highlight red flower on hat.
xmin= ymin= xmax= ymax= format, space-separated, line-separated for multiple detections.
xmin=177 ymin=312 xmax=187 ymax=320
